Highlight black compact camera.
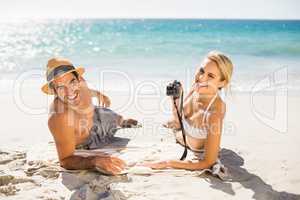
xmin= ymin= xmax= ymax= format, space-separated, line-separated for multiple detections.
xmin=166 ymin=80 xmax=182 ymax=98
xmin=166 ymin=80 xmax=188 ymax=160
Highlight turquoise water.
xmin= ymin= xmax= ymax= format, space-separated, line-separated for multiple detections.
xmin=0 ymin=19 xmax=300 ymax=91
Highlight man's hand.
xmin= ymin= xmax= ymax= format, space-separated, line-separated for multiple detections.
xmin=89 ymin=89 xmax=111 ymax=108
xmin=94 ymin=156 xmax=126 ymax=175
xmin=99 ymin=94 xmax=111 ymax=108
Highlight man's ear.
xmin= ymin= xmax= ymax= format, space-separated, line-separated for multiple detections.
xmin=79 ymin=76 xmax=88 ymax=87
xmin=79 ymin=76 xmax=85 ymax=82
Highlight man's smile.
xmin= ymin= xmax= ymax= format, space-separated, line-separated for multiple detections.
xmin=68 ymin=92 xmax=78 ymax=100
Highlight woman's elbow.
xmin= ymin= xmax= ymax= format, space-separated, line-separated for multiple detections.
xmin=204 ymin=158 xmax=217 ymax=168
xmin=190 ymin=160 xmax=215 ymax=170
xmin=194 ymin=159 xmax=217 ymax=170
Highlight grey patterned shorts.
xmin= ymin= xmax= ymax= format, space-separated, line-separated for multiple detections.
xmin=76 ymin=106 xmax=121 ymax=150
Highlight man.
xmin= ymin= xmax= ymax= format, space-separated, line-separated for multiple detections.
xmin=41 ymin=57 xmax=138 ymax=175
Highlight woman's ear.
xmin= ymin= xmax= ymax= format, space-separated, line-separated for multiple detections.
xmin=218 ymin=80 xmax=226 ymax=89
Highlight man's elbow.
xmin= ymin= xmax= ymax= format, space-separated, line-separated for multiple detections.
xmin=59 ymin=159 xmax=68 ymax=169
xmin=59 ymin=155 xmax=96 ymax=170
xmin=60 ymin=157 xmax=72 ymax=170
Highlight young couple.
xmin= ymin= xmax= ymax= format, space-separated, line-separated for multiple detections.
xmin=42 ymin=51 xmax=233 ymax=175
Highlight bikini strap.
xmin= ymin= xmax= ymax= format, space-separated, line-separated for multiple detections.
xmin=202 ymin=92 xmax=218 ymax=124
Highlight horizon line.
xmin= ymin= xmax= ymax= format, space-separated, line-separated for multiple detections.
xmin=1 ymin=17 xmax=300 ymax=21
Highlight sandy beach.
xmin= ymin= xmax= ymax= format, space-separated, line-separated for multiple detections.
xmin=1 ymin=81 xmax=300 ymax=200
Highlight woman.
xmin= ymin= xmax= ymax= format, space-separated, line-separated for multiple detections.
xmin=145 ymin=51 xmax=233 ymax=170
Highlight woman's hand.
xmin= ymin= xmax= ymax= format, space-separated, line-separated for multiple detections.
xmin=141 ymin=161 xmax=169 ymax=170
xmin=169 ymin=84 xmax=183 ymax=101
xmin=191 ymin=82 xmax=198 ymax=92
xmin=192 ymin=82 xmax=205 ymax=94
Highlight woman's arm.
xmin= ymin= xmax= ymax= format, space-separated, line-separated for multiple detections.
xmin=170 ymin=85 xmax=195 ymax=125
xmin=184 ymin=82 xmax=198 ymax=102
xmin=146 ymin=109 xmax=225 ymax=170
xmin=169 ymin=112 xmax=224 ymax=170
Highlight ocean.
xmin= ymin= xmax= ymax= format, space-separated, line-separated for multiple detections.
xmin=0 ymin=18 xmax=300 ymax=148
xmin=0 ymin=19 xmax=300 ymax=93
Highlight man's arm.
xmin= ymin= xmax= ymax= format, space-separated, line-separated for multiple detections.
xmin=48 ymin=113 xmax=125 ymax=174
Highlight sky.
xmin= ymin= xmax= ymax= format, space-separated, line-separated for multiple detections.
xmin=0 ymin=0 xmax=299 ymax=19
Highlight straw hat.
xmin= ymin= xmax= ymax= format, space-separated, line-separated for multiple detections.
xmin=41 ymin=58 xmax=85 ymax=95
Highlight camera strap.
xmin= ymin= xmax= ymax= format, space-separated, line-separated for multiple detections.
xmin=173 ymin=91 xmax=188 ymax=160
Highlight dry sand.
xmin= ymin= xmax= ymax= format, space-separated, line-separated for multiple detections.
xmin=1 ymin=86 xmax=300 ymax=200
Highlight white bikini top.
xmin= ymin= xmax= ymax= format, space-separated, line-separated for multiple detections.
xmin=182 ymin=92 xmax=218 ymax=139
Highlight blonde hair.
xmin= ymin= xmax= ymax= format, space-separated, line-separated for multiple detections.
xmin=206 ymin=51 xmax=233 ymax=92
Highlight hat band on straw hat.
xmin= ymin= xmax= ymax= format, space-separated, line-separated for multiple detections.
xmin=47 ymin=65 xmax=75 ymax=82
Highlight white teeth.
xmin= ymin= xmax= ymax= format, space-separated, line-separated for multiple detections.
xmin=68 ymin=93 xmax=78 ymax=100
xmin=197 ymin=83 xmax=208 ymax=87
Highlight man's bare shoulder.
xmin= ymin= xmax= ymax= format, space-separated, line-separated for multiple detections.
xmin=48 ymin=112 xmax=66 ymax=126
xmin=50 ymin=97 xmax=72 ymax=116
xmin=48 ymin=113 xmax=68 ymax=134
xmin=48 ymin=99 xmax=71 ymax=135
